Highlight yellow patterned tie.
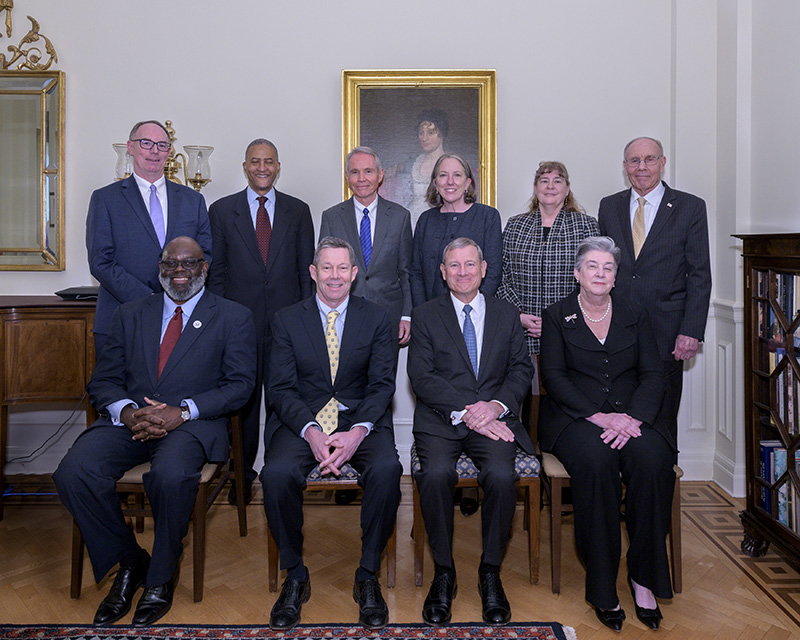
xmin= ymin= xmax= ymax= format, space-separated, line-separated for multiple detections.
xmin=315 ymin=310 xmax=340 ymax=435
xmin=632 ymin=196 xmax=646 ymax=258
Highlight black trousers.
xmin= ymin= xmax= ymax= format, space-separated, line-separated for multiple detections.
xmin=54 ymin=424 xmax=207 ymax=587
xmin=662 ymin=359 xmax=684 ymax=445
xmin=552 ymin=420 xmax=675 ymax=609
xmin=414 ymin=431 xmax=517 ymax=570
xmin=260 ymin=425 xmax=402 ymax=574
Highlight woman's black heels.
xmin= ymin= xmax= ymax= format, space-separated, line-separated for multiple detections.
xmin=628 ymin=575 xmax=662 ymax=630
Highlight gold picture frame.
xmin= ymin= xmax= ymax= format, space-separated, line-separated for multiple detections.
xmin=342 ymin=69 xmax=496 ymax=227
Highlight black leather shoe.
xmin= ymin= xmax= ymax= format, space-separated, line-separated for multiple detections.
xmin=595 ymin=606 xmax=625 ymax=632
xmin=459 ymin=496 xmax=479 ymax=517
xmin=628 ymin=575 xmax=662 ymax=629
xmin=478 ymin=571 xmax=511 ymax=626
xmin=335 ymin=489 xmax=358 ymax=505
xmin=422 ymin=572 xmax=457 ymax=626
xmin=353 ymin=574 xmax=389 ymax=629
xmin=131 ymin=572 xmax=178 ymax=627
xmin=93 ymin=555 xmax=150 ymax=626
xmin=227 ymin=479 xmax=253 ymax=506
xmin=269 ymin=576 xmax=311 ymax=630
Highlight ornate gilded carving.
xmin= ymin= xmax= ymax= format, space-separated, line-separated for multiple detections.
xmin=0 ymin=2 xmax=58 ymax=71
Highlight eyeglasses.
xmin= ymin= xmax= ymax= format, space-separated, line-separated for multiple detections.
xmin=160 ymin=258 xmax=204 ymax=271
xmin=624 ymin=155 xmax=662 ymax=167
xmin=131 ymin=138 xmax=171 ymax=152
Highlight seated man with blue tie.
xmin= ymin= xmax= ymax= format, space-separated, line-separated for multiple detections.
xmin=261 ymin=236 xmax=402 ymax=631
xmin=54 ymin=237 xmax=256 ymax=627
xmin=408 ymin=237 xmax=534 ymax=627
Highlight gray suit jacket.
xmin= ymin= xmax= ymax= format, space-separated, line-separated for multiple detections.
xmin=319 ymin=196 xmax=412 ymax=334
xmin=598 ymin=182 xmax=711 ymax=361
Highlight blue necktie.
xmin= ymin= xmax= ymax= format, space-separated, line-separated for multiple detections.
xmin=360 ymin=207 xmax=372 ymax=269
xmin=463 ymin=304 xmax=478 ymax=377
xmin=149 ymin=184 xmax=165 ymax=246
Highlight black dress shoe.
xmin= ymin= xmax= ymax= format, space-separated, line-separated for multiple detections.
xmin=478 ymin=571 xmax=511 ymax=626
xmin=628 ymin=575 xmax=662 ymax=630
xmin=227 ymin=479 xmax=253 ymax=506
xmin=335 ymin=489 xmax=358 ymax=505
xmin=459 ymin=496 xmax=479 ymax=517
xmin=93 ymin=555 xmax=150 ymax=626
xmin=422 ymin=572 xmax=457 ymax=626
xmin=132 ymin=572 xmax=178 ymax=627
xmin=595 ymin=606 xmax=625 ymax=632
xmin=270 ymin=576 xmax=311 ymax=630
xmin=353 ymin=575 xmax=389 ymax=629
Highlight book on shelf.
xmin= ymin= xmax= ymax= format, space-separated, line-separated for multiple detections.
xmin=760 ymin=440 xmax=782 ymax=513
xmin=774 ymin=448 xmax=789 ymax=527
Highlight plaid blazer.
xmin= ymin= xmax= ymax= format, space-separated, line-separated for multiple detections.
xmin=496 ymin=209 xmax=599 ymax=354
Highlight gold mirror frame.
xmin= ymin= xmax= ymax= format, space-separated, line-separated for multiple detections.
xmin=342 ymin=69 xmax=496 ymax=210
xmin=0 ymin=69 xmax=65 ymax=270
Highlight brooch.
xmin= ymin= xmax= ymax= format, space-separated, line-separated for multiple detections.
xmin=564 ymin=314 xmax=577 ymax=323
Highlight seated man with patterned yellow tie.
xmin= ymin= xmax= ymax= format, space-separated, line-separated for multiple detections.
xmin=260 ymin=236 xmax=402 ymax=631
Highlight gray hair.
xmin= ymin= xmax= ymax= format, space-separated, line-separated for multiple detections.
xmin=426 ymin=153 xmax=478 ymax=207
xmin=442 ymin=237 xmax=484 ymax=264
xmin=313 ymin=236 xmax=356 ymax=267
xmin=129 ymin=120 xmax=170 ymax=141
xmin=345 ymin=146 xmax=382 ymax=172
xmin=574 ymin=236 xmax=620 ymax=272
xmin=623 ymin=136 xmax=664 ymax=159
xmin=245 ymin=138 xmax=279 ymax=161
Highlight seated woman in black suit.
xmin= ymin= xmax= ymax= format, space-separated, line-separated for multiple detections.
xmin=538 ymin=236 xmax=676 ymax=632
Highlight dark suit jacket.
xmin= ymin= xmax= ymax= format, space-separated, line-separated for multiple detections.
xmin=207 ymin=188 xmax=315 ymax=338
xmin=408 ymin=293 xmax=534 ymax=452
xmin=88 ymin=290 xmax=257 ymax=462
xmin=319 ymin=196 xmax=413 ymax=333
xmin=86 ymin=176 xmax=212 ymax=337
xmin=538 ymin=290 xmax=674 ymax=452
xmin=266 ymin=294 xmax=395 ymax=445
xmin=598 ymin=182 xmax=711 ymax=361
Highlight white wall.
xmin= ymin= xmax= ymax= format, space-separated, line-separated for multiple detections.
xmin=3 ymin=0 xmax=766 ymax=494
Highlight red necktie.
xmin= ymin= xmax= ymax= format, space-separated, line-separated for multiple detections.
xmin=157 ymin=306 xmax=182 ymax=379
xmin=256 ymin=195 xmax=271 ymax=267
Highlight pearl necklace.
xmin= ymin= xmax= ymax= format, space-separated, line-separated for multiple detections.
xmin=577 ymin=294 xmax=611 ymax=323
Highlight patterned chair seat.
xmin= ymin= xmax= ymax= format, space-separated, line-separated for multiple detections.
xmin=409 ymin=443 xmax=540 ymax=479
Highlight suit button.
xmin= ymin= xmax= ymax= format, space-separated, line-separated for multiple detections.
xmin=601 ymin=387 xmax=609 ymax=394
xmin=152 ymin=393 xmax=161 ymax=398
xmin=601 ymin=358 xmax=609 ymax=364
xmin=450 ymin=233 xmax=455 ymax=238
xmin=632 ymin=274 xmax=639 ymax=279
xmin=602 ymin=373 xmax=610 ymax=379
xmin=365 ymin=275 xmax=370 ymax=281
xmin=614 ymin=400 xmax=623 ymax=407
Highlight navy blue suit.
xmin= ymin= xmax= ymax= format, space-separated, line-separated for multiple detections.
xmin=86 ymin=175 xmax=211 ymax=350
xmin=54 ymin=290 xmax=256 ymax=587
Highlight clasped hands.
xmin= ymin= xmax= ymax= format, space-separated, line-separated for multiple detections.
xmin=587 ymin=412 xmax=642 ymax=449
xmin=461 ymin=400 xmax=515 ymax=443
xmin=305 ymin=425 xmax=367 ymax=476
xmin=122 ymin=397 xmax=184 ymax=442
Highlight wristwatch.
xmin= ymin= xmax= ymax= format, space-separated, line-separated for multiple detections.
xmin=180 ymin=405 xmax=191 ymax=423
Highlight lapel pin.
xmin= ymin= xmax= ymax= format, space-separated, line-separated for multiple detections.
xmin=564 ymin=313 xmax=577 ymax=323
xmin=193 ymin=320 xmax=202 ymax=329
xmin=667 ymin=203 xmax=673 ymax=208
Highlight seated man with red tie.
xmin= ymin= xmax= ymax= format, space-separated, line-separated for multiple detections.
xmin=54 ymin=237 xmax=256 ymax=627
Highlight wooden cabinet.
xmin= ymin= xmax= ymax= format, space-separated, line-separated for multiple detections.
xmin=0 ymin=296 xmax=96 ymax=519
xmin=737 ymin=234 xmax=800 ymax=567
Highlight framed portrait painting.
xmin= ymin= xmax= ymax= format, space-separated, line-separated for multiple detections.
xmin=342 ymin=69 xmax=496 ymax=228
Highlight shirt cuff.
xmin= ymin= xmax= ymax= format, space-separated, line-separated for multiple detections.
xmin=401 ymin=316 xmax=411 ymax=323
xmin=108 ymin=399 xmax=138 ymax=425
xmin=350 ymin=422 xmax=373 ymax=435
xmin=301 ymin=422 xmax=322 ymax=439
xmin=450 ymin=409 xmax=467 ymax=426
xmin=181 ymin=398 xmax=199 ymax=420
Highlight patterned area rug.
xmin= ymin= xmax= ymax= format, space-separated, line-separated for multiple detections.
xmin=0 ymin=624 xmax=576 ymax=640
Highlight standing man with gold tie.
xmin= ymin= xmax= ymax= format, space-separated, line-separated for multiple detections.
xmin=260 ymin=237 xmax=401 ymax=631
xmin=598 ymin=136 xmax=711 ymax=444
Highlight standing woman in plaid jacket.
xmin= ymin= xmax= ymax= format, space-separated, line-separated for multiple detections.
xmin=496 ymin=161 xmax=599 ymax=376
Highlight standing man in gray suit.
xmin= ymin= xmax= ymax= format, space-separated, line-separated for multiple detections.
xmin=598 ymin=136 xmax=711 ymax=443
xmin=320 ymin=147 xmax=413 ymax=355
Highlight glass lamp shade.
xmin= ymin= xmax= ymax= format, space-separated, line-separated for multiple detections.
xmin=112 ymin=143 xmax=132 ymax=180
xmin=184 ymin=145 xmax=213 ymax=180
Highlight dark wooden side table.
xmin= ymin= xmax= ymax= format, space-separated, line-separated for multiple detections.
xmin=0 ymin=296 xmax=96 ymax=519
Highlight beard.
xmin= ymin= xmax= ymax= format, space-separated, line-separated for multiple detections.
xmin=159 ymin=270 xmax=206 ymax=302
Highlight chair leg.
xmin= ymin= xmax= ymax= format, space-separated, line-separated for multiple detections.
xmin=670 ymin=475 xmax=682 ymax=593
xmin=192 ymin=486 xmax=206 ymax=602
xmin=268 ymin=524 xmax=278 ymax=592
xmin=230 ymin=415 xmax=247 ymax=537
xmin=550 ymin=477 xmax=564 ymax=594
xmin=70 ymin=519 xmax=84 ymax=599
xmin=387 ymin=521 xmax=396 ymax=588
xmin=527 ymin=479 xmax=540 ymax=584
xmin=413 ymin=480 xmax=424 ymax=587
xmin=134 ymin=493 xmax=145 ymax=533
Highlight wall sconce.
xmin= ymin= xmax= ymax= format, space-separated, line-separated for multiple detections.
xmin=112 ymin=120 xmax=213 ymax=192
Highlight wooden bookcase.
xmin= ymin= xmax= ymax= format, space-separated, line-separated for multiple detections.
xmin=737 ymin=233 xmax=800 ymax=566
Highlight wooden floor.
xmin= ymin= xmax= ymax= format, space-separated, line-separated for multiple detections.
xmin=1 ymin=478 xmax=798 ymax=638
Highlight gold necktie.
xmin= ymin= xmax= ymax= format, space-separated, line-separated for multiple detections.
xmin=632 ymin=196 xmax=646 ymax=258
xmin=315 ymin=310 xmax=340 ymax=435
